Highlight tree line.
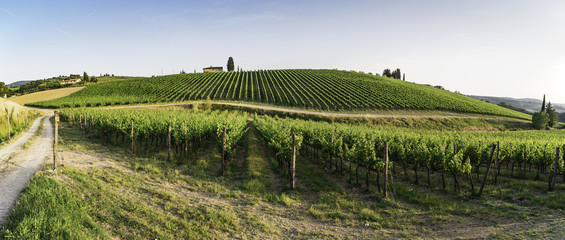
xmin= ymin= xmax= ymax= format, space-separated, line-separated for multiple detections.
xmin=8 ymin=72 xmax=97 ymax=96
xmin=382 ymin=68 xmax=405 ymax=81
xmin=532 ymin=94 xmax=559 ymax=130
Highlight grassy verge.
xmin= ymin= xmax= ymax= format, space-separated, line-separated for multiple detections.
xmin=0 ymin=174 xmax=109 ymax=239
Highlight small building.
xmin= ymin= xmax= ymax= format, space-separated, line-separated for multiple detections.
xmin=60 ymin=78 xmax=82 ymax=85
xmin=203 ymin=66 xmax=223 ymax=73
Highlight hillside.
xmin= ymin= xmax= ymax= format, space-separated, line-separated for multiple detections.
xmin=9 ymin=87 xmax=85 ymax=105
xmin=468 ymin=95 xmax=565 ymax=113
xmin=7 ymin=81 xmax=32 ymax=88
xmin=28 ymin=69 xmax=529 ymax=119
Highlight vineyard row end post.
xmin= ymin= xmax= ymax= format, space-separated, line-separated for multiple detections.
xmin=383 ymin=141 xmax=389 ymax=199
xmin=549 ymin=147 xmax=560 ymax=191
xmin=222 ymin=126 xmax=227 ymax=176
xmin=290 ymin=134 xmax=296 ymax=190
xmin=478 ymin=144 xmax=496 ymax=197
xmin=53 ymin=111 xmax=59 ymax=171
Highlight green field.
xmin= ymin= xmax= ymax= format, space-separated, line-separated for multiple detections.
xmin=28 ymin=69 xmax=529 ymax=119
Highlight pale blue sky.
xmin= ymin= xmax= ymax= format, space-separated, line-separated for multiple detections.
xmin=1 ymin=0 xmax=565 ymax=102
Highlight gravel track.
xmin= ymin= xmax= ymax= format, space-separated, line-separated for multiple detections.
xmin=0 ymin=115 xmax=53 ymax=226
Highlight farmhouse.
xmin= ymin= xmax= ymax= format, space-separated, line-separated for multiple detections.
xmin=203 ymin=66 xmax=223 ymax=73
xmin=60 ymin=78 xmax=82 ymax=85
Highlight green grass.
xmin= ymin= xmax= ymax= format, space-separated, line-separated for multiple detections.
xmin=239 ymin=128 xmax=272 ymax=193
xmin=28 ymin=69 xmax=529 ymax=119
xmin=0 ymin=174 xmax=109 ymax=239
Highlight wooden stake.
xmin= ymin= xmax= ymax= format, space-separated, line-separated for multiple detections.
xmin=130 ymin=119 xmax=134 ymax=154
xmin=290 ymin=134 xmax=296 ymax=190
xmin=184 ymin=120 xmax=188 ymax=155
xmin=550 ymin=147 xmax=560 ymax=191
xmin=494 ymin=141 xmax=500 ymax=184
xmin=384 ymin=141 xmax=389 ymax=199
xmin=562 ymin=145 xmax=565 ymax=183
xmin=222 ymin=126 xmax=226 ymax=176
xmin=6 ymin=108 xmax=10 ymax=139
xmin=167 ymin=124 xmax=171 ymax=162
xmin=478 ymin=144 xmax=496 ymax=197
xmin=53 ymin=111 xmax=59 ymax=171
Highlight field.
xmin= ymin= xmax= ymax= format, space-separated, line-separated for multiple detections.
xmin=2 ymin=108 xmax=565 ymax=239
xmin=9 ymin=87 xmax=85 ymax=105
xmin=0 ymin=98 xmax=41 ymax=144
xmin=28 ymin=69 xmax=530 ymax=119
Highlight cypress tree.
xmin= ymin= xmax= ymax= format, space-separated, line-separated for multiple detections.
xmin=83 ymin=72 xmax=89 ymax=82
xmin=541 ymin=94 xmax=546 ymax=112
xmin=227 ymin=57 xmax=234 ymax=72
xmin=382 ymin=69 xmax=391 ymax=78
xmin=547 ymin=102 xmax=559 ymax=127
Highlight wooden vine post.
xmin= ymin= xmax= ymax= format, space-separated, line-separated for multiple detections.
xmin=383 ymin=141 xmax=389 ymax=199
xmin=79 ymin=114 xmax=82 ymax=130
xmin=167 ymin=123 xmax=172 ymax=162
xmin=494 ymin=141 xmax=500 ymax=184
xmin=478 ymin=144 xmax=496 ymax=197
xmin=184 ymin=120 xmax=188 ymax=155
xmin=221 ymin=126 xmax=227 ymax=176
xmin=549 ymin=147 xmax=560 ymax=191
xmin=53 ymin=111 xmax=59 ymax=171
xmin=130 ymin=119 xmax=135 ymax=154
xmin=290 ymin=134 xmax=296 ymax=190
xmin=562 ymin=144 xmax=565 ymax=183
xmin=6 ymin=108 xmax=10 ymax=140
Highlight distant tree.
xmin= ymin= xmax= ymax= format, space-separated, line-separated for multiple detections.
xmin=382 ymin=69 xmax=391 ymax=78
xmin=541 ymin=94 xmax=546 ymax=112
xmin=227 ymin=57 xmax=234 ymax=72
xmin=559 ymin=112 xmax=565 ymax=123
xmin=83 ymin=72 xmax=89 ymax=82
xmin=90 ymin=77 xmax=98 ymax=83
xmin=402 ymin=73 xmax=405 ymax=81
xmin=547 ymin=102 xmax=559 ymax=127
xmin=0 ymin=82 xmax=12 ymax=97
xmin=532 ymin=111 xmax=549 ymax=130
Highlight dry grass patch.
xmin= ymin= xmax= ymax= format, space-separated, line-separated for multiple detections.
xmin=10 ymin=87 xmax=85 ymax=105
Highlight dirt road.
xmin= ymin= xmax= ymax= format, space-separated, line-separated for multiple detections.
xmin=0 ymin=115 xmax=53 ymax=226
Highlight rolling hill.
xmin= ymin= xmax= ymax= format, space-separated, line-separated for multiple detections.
xmin=28 ymin=69 xmax=529 ymax=119
xmin=7 ymin=81 xmax=32 ymax=88
xmin=467 ymin=95 xmax=565 ymax=113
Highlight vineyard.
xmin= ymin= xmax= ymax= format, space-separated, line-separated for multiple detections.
xmin=59 ymin=108 xmax=565 ymax=195
xmin=30 ymin=69 xmax=529 ymax=119
xmin=3 ymin=105 xmax=563 ymax=239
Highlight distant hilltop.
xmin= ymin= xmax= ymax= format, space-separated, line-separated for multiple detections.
xmin=7 ymin=81 xmax=32 ymax=88
xmin=467 ymin=95 xmax=565 ymax=113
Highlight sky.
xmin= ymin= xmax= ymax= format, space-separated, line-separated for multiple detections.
xmin=1 ymin=0 xmax=565 ymax=102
